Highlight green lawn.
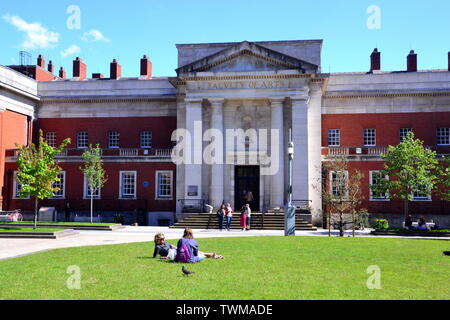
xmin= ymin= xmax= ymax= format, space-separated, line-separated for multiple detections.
xmin=0 ymin=221 xmax=113 ymax=226
xmin=0 ymin=237 xmax=449 ymax=300
xmin=0 ymin=227 xmax=63 ymax=233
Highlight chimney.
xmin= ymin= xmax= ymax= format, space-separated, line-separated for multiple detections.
xmin=140 ymin=55 xmax=152 ymax=79
xmin=370 ymin=48 xmax=381 ymax=72
xmin=48 ymin=60 xmax=54 ymax=74
xmin=407 ymin=50 xmax=417 ymax=72
xmin=37 ymin=54 xmax=45 ymax=68
xmin=448 ymin=52 xmax=450 ymax=71
xmin=110 ymin=59 xmax=121 ymax=79
xmin=59 ymin=67 xmax=66 ymax=79
xmin=73 ymin=57 xmax=87 ymax=80
xmin=92 ymin=73 xmax=104 ymax=79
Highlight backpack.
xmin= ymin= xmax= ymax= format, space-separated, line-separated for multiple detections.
xmin=176 ymin=241 xmax=191 ymax=263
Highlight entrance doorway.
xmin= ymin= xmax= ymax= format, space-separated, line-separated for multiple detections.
xmin=234 ymin=166 xmax=260 ymax=211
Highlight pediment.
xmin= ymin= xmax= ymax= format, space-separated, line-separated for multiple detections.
xmin=176 ymin=41 xmax=318 ymax=75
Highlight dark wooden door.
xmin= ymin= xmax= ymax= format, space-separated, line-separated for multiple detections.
xmin=234 ymin=166 xmax=260 ymax=211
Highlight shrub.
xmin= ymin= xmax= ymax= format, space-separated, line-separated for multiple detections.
xmin=372 ymin=219 xmax=389 ymax=230
xmin=113 ymin=214 xmax=125 ymax=225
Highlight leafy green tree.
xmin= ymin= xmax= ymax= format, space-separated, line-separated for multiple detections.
xmin=371 ymin=132 xmax=440 ymax=219
xmin=436 ymin=157 xmax=450 ymax=201
xmin=16 ymin=130 xmax=70 ymax=229
xmin=80 ymin=145 xmax=107 ymax=223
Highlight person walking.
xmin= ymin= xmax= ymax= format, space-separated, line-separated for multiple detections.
xmin=240 ymin=205 xmax=247 ymax=231
xmin=245 ymin=203 xmax=252 ymax=231
xmin=65 ymin=201 xmax=71 ymax=222
xmin=217 ymin=204 xmax=226 ymax=231
xmin=225 ymin=203 xmax=233 ymax=231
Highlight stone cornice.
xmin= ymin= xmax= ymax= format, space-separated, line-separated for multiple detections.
xmin=179 ymin=74 xmax=313 ymax=82
xmin=324 ymin=90 xmax=450 ymax=99
xmin=39 ymin=95 xmax=177 ymax=105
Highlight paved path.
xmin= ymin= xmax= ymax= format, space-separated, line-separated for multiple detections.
xmin=0 ymin=227 xmax=448 ymax=261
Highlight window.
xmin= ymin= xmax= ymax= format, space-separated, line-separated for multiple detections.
xmin=109 ymin=131 xmax=120 ymax=149
xmin=370 ymin=171 xmax=389 ymax=201
xmin=46 ymin=132 xmax=56 ymax=147
xmin=156 ymin=171 xmax=173 ymax=199
xmin=52 ymin=172 xmax=66 ymax=199
xmin=437 ymin=127 xmax=450 ymax=146
xmin=140 ymin=131 xmax=152 ymax=148
xmin=400 ymin=128 xmax=412 ymax=143
xmin=328 ymin=129 xmax=340 ymax=147
xmin=413 ymin=185 xmax=432 ymax=201
xmin=120 ymin=171 xmax=136 ymax=199
xmin=13 ymin=171 xmax=30 ymax=199
xmin=83 ymin=175 xmax=101 ymax=199
xmin=77 ymin=132 xmax=88 ymax=149
xmin=364 ymin=129 xmax=376 ymax=146
xmin=330 ymin=171 xmax=348 ymax=199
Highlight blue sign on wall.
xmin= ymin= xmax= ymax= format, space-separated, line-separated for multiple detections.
xmin=143 ymin=181 xmax=150 ymax=188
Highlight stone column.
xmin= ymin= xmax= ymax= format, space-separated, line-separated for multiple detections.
xmin=291 ymin=99 xmax=309 ymax=203
xmin=184 ymin=99 xmax=203 ymax=201
xmin=209 ymin=99 xmax=225 ymax=208
xmin=270 ymin=98 xmax=285 ymax=208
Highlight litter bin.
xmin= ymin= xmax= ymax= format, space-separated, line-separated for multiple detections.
xmin=39 ymin=207 xmax=57 ymax=222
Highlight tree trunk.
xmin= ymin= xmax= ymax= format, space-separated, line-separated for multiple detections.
xmin=90 ymin=193 xmax=94 ymax=224
xmin=34 ymin=197 xmax=38 ymax=230
xmin=339 ymin=213 xmax=344 ymax=237
xmin=404 ymin=198 xmax=409 ymax=221
xmin=328 ymin=210 xmax=331 ymax=237
xmin=352 ymin=209 xmax=356 ymax=238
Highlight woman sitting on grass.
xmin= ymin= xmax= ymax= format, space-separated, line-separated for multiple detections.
xmin=175 ymin=228 xmax=224 ymax=263
xmin=153 ymin=233 xmax=177 ymax=260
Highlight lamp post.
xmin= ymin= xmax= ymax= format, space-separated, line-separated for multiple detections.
xmin=285 ymin=129 xmax=296 ymax=236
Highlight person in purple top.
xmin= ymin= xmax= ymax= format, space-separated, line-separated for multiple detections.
xmin=175 ymin=228 xmax=223 ymax=263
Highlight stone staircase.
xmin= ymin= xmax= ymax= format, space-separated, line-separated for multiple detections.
xmin=170 ymin=213 xmax=317 ymax=231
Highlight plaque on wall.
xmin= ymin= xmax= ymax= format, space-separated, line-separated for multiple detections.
xmin=187 ymin=185 xmax=198 ymax=197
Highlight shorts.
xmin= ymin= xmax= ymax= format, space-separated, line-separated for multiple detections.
xmin=167 ymin=248 xmax=177 ymax=260
xmin=198 ymin=252 xmax=206 ymax=261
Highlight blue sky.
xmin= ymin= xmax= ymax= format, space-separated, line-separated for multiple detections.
xmin=0 ymin=0 xmax=449 ymax=77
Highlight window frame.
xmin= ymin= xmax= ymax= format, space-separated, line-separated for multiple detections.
xmin=369 ymin=171 xmax=390 ymax=201
xmin=46 ymin=132 xmax=56 ymax=148
xmin=140 ymin=131 xmax=153 ymax=149
xmin=329 ymin=170 xmax=349 ymax=200
xmin=155 ymin=170 xmax=173 ymax=200
xmin=51 ymin=171 xmax=66 ymax=199
xmin=83 ymin=174 xmax=101 ymax=200
xmin=108 ymin=131 xmax=120 ymax=149
xmin=77 ymin=131 xmax=89 ymax=149
xmin=412 ymin=185 xmax=432 ymax=202
xmin=119 ymin=171 xmax=137 ymax=199
xmin=13 ymin=171 xmax=30 ymax=200
xmin=437 ymin=127 xmax=450 ymax=146
xmin=363 ymin=128 xmax=377 ymax=147
xmin=400 ymin=128 xmax=412 ymax=143
xmin=328 ymin=129 xmax=341 ymax=147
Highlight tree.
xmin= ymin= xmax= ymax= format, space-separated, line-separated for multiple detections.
xmin=321 ymin=155 xmax=366 ymax=237
xmin=436 ymin=157 xmax=450 ymax=201
xmin=16 ymin=130 xmax=70 ymax=229
xmin=80 ymin=145 xmax=107 ymax=223
xmin=371 ymin=132 xmax=440 ymax=220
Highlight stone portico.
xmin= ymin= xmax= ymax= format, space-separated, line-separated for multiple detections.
xmin=172 ymin=40 xmax=326 ymax=224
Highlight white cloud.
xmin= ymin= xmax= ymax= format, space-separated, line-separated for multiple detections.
xmin=81 ymin=29 xmax=110 ymax=42
xmin=61 ymin=45 xmax=81 ymax=57
xmin=3 ymin=14 xmax=59 ymax=49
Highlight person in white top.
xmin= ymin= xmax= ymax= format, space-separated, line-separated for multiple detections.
xmin=245 ymin=204 xmax=252 ymax=231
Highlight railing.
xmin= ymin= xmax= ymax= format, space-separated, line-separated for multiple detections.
xmin=178 ymin=199 xmax=206 ymax=213
xmin=8 ymin=148 xmax=174 ymax=159
xmin=324 ymin=145 xmax=449 ymax=158
xmin=120 ymin=149 xmax=139 ymax=157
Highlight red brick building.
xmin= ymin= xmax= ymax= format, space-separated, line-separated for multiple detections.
xmin=0 ymin=41 xmax=449 ymax=227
